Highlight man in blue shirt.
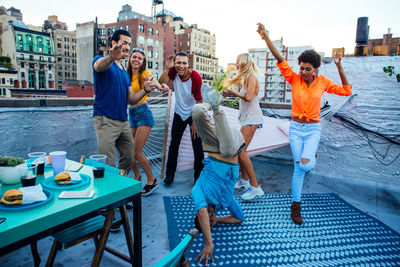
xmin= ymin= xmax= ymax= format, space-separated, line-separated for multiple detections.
xmin=92 ymin=30 xmax=154 ymax=175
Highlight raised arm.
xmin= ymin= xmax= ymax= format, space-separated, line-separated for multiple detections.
xmin=94 ymin=43 xmax=125 ymax=72
xmin=257 ymin=23 xmax=284 ymax=63
xmin=159 ymin=55 xmax=174 ymax=84
xmin=333 ymin=54 xmax=349 ymax=85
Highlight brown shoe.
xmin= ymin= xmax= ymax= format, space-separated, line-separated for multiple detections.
xmin=291 ymin=201 xmax=303 ymax=225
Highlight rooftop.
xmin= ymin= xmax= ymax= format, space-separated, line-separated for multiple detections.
xmin=1 ymin=55 xmax=400 ymax=266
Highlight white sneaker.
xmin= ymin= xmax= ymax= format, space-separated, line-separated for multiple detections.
xmin=201 ymin=84 xmax=221 ymax=108
xmin=241 ymin=186 xmax=264 ymax=200
xmin=235 ymin=178 xmax=250 ymax=189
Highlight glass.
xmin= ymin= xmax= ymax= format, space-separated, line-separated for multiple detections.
xmin=93 ymin=167 xmax=105 ymax=179
xmin=17 ymin=163 xmax=37 ymax=187
xmin=90 ymin=154 xmax=107 ymax=164
xmin=28 ymin=152 xmax=47 ymax=175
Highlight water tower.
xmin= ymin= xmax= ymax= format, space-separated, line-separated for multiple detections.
xmin=152 ymin=0 xmax=164 ymax=21
xmin=354 ymin=17 xmax=369 ymax=56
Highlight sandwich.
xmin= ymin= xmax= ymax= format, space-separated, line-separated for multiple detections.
xmin=1 ymin=189 xmax=23 ymax=205
xmin=54 ymin=172 xmax=71 ymax=184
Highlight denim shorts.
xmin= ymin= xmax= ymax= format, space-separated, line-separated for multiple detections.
xmin=128 ymin=103 xmax=155 ymax=129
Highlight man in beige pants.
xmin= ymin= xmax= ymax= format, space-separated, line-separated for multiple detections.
xmin=92 ymin=29 xmax=156 ymax=174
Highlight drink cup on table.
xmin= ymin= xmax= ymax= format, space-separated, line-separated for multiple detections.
xmin=89 ymin=154 xmax=107 ymax=164
xmin=28 ymin=152 xmax=47 ymax=175
xmin=49 ymin=151 xmax=67 ymax=175
xmin=17 ymin=163 xmax=38 ymax=187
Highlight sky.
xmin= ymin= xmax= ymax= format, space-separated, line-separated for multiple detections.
xmin=3 ymin=0 xmax=400 ymax=67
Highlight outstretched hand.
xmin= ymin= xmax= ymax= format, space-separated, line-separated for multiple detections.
xmin=257 ymin=23 xmax=268 ymax=40
xmin=195 ymin=244 xmax=214 ymax=266
xmin=165 ymin=55 xmax=174 ymax=69
xmin=333 ymin=53 xmax=342 ymax=65
xmin=109 ymin=43 xmax=125 ymax=61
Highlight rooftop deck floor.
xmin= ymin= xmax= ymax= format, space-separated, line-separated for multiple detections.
xmin=2 ymin=156 xmax=399 ymax=266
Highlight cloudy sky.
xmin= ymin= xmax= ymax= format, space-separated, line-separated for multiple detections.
xmin=4 ymin=0 xmax=400 ymax=66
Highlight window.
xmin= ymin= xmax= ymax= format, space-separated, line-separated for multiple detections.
xmin=125 ymin=25 xmax=129 ymax=31
xmin=187 ymin=41 xmax=190 ymax=46
xmin=57 ymin=34 xmax=61 ymax=40
xmin=147 ymin=50 xmax=153 ymax=58
xmin=1 ymin=78 xmax=4 ymax=84
xmin=58 ymin=71 xmax=62 ymax=76
xmin=58 ymin=65 xmax=62 ymax=70
xmin=20 ymin=54 xmax=24 ymax=60
xmin=10 ymin=78 xmax=13 ymax=85
xmin=138 ymin=36 xmax=145 ymax=45
xmin=17 ymin=35 xmax=22 ymax=41
xmin=139 ymin=24 xmax=144 ymax=33
xmin=27 ymin=35 xmax=32 ymax=41
xmin=147 ymin=38 xmax=153 ymax=46
xmin=155 ymin=51 xmax=159 ymax=59
xmin=156 ymin=29 xmax=159 ymax=36
xmin=148 ymin=27 xmax=153 ymax=35
xmin=21 ymin=63 xmax=25 ymax=68
xmin=148 ymin=61 xmax=153 ymax=69
xmin=21 ymin=72 xmax=25 ymax=78
xmin=155 ymin=62 xmax=159 ymax=70
xmin=30 ymin=55 xmax=34 ymax=61
xmin=155 ymin=40 xmax=159 ymax=47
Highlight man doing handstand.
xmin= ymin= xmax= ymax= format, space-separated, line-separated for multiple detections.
xmin=191 ymin=84 xmax=246 ymax=265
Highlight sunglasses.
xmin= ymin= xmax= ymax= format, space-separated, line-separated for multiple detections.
xmin=133 ymin=48 xmax=145 ymax=53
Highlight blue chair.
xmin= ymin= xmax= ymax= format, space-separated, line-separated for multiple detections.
xmin=154 ymin=228 xmax=198 ymax=267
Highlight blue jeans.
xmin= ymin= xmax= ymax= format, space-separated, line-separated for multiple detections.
xmin=128 ymin=103 xmax=155 ymax=129
xmin=289 ymin=121 xmax=321 ymax=202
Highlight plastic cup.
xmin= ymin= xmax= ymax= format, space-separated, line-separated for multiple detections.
xmin=90 ymin=154 xmax=107 ymax=164
xmin=93 ymin=167 xmax=105 ymax=178
xmin=49 ymin=151 xmax=67 ymax=175
xmin=17 ymin=163 xmax=37 ymax=187
xmin=28 ymin=152 xmax=47 ymax=175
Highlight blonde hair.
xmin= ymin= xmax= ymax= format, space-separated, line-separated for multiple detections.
xmin=225 ymin=53 xmax=258 ymax=88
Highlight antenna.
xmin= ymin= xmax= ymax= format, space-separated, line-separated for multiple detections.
xmin=152 ymin=0 xmax=164 ymax=23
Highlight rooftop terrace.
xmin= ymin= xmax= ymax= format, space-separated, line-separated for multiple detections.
xmin=1 ymin=56 xmax=400 ymax=266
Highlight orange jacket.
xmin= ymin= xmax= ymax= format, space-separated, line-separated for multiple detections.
xmin=277 ymin=60 xmax=352 ymax=122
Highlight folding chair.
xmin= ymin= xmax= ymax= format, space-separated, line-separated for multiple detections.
xmin=154 ymin=228 xmax=198 ymax=267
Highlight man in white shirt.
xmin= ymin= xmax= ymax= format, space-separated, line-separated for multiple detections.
xmin=159 ymin=52 xmax=204 ymax=184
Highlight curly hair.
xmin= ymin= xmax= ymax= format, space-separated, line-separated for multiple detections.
xmin=297 ymin=50 xmax=321 ymax=68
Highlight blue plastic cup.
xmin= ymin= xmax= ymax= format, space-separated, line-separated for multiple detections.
xmin=49 ymin=151 xmax=67 ymax=175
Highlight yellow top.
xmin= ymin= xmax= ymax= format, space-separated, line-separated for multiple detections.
xmin=131 ymin=70 xmax=152 ymax=106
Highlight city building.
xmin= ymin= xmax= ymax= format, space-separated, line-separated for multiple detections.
xmin=0 ymin=16 xmax=55 ymax=90
xmin=65 ymin=80 xmax=94 ymax=97
xmin=109 ymin=5 xmax=165 ymax=79
xmin=76 ymin=19 xmax=107 ymax=83
xmin=0 ymin=66 xmax=18 ymax=97
xmin=368 ymin=29 xmax=400 ymax=56
xmin=249 ymin=39 xmax=312 ymax=103
xmin=156 ymin=9 xmax=218 ymax=85
xmin=43 ymin=16 xmax=77 ymax=89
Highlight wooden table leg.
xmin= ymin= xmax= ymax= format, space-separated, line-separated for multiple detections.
xmin=133 ymin=194 xmax=142 ymax=267
xmin=120 ymin=205 xmax=134 ymax=264
xmin=91 ymin=209 xmax=115 ymax=267
xmin=30 ymin=241 xmax=41 ymax=267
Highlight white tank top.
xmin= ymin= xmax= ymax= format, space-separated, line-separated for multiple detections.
xmin=239 ymin=85 xmax=263 ymax=126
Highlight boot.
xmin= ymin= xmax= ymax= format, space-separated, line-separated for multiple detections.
xmin=291 ymin=201 xmax=303 ymax=225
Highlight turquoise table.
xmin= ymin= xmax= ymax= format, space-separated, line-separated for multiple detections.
xmin=0 ymin=160 xmax=142 ymax=266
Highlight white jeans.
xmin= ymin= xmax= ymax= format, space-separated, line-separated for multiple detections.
xmin=289 ymin=121 xmax=322 ymax=202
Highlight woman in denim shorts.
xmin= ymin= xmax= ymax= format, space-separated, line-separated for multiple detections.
xmin=127 ymin=48 xmax=169 ymax=196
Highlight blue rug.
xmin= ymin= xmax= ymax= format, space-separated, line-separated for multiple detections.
xmin=164 ymin=193 xmax=400 ymax=266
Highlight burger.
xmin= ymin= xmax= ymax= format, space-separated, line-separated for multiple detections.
xmin=1 ymin=189 xmax=23 ymax=205
xmin=54 ymin=172 xmax=71 ymax=184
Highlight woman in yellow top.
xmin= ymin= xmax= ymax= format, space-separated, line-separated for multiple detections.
xmin=127 ymin=48 xmax=169 ymax=196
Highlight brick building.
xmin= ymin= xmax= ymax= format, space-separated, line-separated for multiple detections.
xmin=368 ymin=29 xmax=400 ymax=56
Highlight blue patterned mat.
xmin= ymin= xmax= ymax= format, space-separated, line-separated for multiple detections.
xmin=164 ymin=193 xmax=400 ymax=266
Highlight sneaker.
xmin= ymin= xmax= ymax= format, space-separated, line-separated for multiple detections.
xmin=241 ymin=186 xmax=264 ymax=200
xmin=235 ymin=178 xmax=251 ymax=189
xmin=201 ymin=84 xmax=221 ymax=109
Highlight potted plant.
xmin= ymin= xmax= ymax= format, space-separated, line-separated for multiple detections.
xmin=0 ymin=156 xmax=25 ymax=184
